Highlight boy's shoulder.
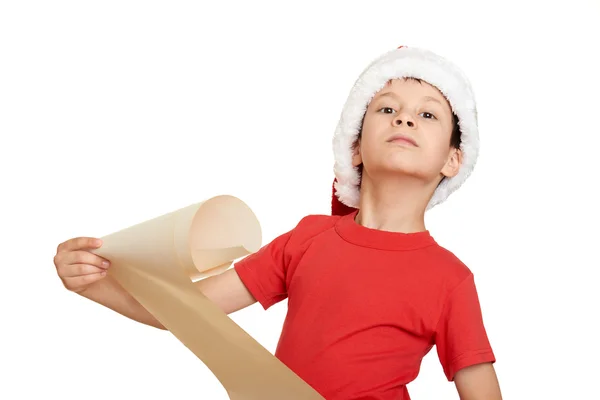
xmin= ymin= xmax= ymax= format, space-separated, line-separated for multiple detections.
xmin=264 ymin=213 xmax=341 ymax=254
xmin=424 ymin=241 xmax=474 ymax=283
xmin=269 ymin=213 xmax=341 ymax=248
xmin=289 ymin=213 xmax=341 ymax=239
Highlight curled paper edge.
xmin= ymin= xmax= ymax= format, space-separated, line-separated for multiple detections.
xmin=92 ymin=195 xmax=325 ymax=400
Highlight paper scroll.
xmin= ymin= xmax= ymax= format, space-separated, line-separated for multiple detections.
xmin=91 ymin=195 xmax=324 ymax=400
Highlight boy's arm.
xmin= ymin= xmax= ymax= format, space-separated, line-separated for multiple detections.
xmin=454 ymin=362 xmax=502 ymax=400
xmin=194 ymin=267 xmax=258 ymax=314
xmin=79 ymin=267 xmax=257 ymax=329
xmin=78 ymin=274 xmax=166 ymax=329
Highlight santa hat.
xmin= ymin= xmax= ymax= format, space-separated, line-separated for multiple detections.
xmin=331 ymin=46 xmax=479 ymax=216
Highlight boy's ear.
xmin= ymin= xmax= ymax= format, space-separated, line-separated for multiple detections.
xmin=351 ymin=139 xmax=362 ymax=167
xmin=441 ymin=148 xmax=462 ymax=178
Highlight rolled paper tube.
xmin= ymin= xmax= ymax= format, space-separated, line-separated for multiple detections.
xmin=92 ymin=195 xmax=324 ymax=400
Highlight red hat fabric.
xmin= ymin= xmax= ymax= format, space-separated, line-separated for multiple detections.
xmin=331 ymin=179 xmax=356 ymax=216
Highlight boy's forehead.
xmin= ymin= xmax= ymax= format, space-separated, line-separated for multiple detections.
xmin=373 ymin=78 xmax=448 ymax=103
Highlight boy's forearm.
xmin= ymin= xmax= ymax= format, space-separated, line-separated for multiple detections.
xmin=454 ymin=363 xmax=502 ymax=400
xmin=78 ymin=275 xmax=166 ymax=330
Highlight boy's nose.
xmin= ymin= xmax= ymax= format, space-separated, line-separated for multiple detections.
xmin=394 ymin=117 xmax=415 ymax=128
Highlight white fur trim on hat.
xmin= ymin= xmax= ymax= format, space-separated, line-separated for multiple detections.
xmin=332 ymin=46 xmax=479 ymax=210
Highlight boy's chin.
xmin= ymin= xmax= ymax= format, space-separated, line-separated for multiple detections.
xmin=380 ymin=159 xmax=423 ymax=174
xmin=372 ymin=164 xmax=431 ymax=181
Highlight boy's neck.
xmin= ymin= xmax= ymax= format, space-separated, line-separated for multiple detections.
xmin=355 ymin=175 xmax=435 ymax=233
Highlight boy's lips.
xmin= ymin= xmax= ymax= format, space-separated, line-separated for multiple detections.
xmin=387 ymin=133 xmax=418 ymax=147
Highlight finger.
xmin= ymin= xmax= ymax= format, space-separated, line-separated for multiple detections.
xmin=61 ymin=250 xmax=110 ymax=269
xmin=62 ymin=272 xmax=106 ymax=291
xmin=57 ymin=263 xmax=106 ymax=278
xmin=57 ymin=237 xmax=102 ymax=253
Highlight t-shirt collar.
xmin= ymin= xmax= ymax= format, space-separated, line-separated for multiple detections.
xmin=334 ymin=210 xmax=436 ymax=251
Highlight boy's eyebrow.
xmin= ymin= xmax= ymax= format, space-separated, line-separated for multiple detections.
xmin=421 ymin=95 xmax=443 ymax=105
xmin=377 ymin=92 xmax=399 ymax=100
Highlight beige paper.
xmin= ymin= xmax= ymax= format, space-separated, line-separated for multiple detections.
xmin=92 ymin=195 xmax=324 ymax=400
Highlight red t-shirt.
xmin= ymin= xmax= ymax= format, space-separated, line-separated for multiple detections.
xmin=234 ymin=211 xmax=496 ymax=400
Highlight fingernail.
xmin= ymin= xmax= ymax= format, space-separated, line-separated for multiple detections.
xmin=96 ymin=239 xmax=103 ymax=246
xmin=102 ymin=261 xmax=110 ymax=268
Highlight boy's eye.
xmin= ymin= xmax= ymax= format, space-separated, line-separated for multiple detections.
xmin=378 ymin=107 xmax=396 ymax=114
xmin=420 ymin=112 xmax=436 ymax=119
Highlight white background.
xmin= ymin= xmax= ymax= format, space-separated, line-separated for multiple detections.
xmin=1 ymin=1 xmax=599 ymax=399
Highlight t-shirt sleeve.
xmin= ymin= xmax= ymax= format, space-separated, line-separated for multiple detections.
xmin=434 ymin=273 xmax=496 ymax=381
xmin=233 ymin=228 xmax=294 ymax=310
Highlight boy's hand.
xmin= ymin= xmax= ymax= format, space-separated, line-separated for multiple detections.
xmin=54 ymin=237 xmax=110 ymax=293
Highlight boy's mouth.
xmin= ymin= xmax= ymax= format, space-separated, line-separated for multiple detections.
xmin=387 ymin=133 xmax=418 ymax=147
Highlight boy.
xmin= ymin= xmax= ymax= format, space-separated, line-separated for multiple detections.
xmin=54 ymin=46 xmax=501 ymax=399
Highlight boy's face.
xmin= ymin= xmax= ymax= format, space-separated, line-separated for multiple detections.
xmin=352 ymin=78 xmax=462 ymax=185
